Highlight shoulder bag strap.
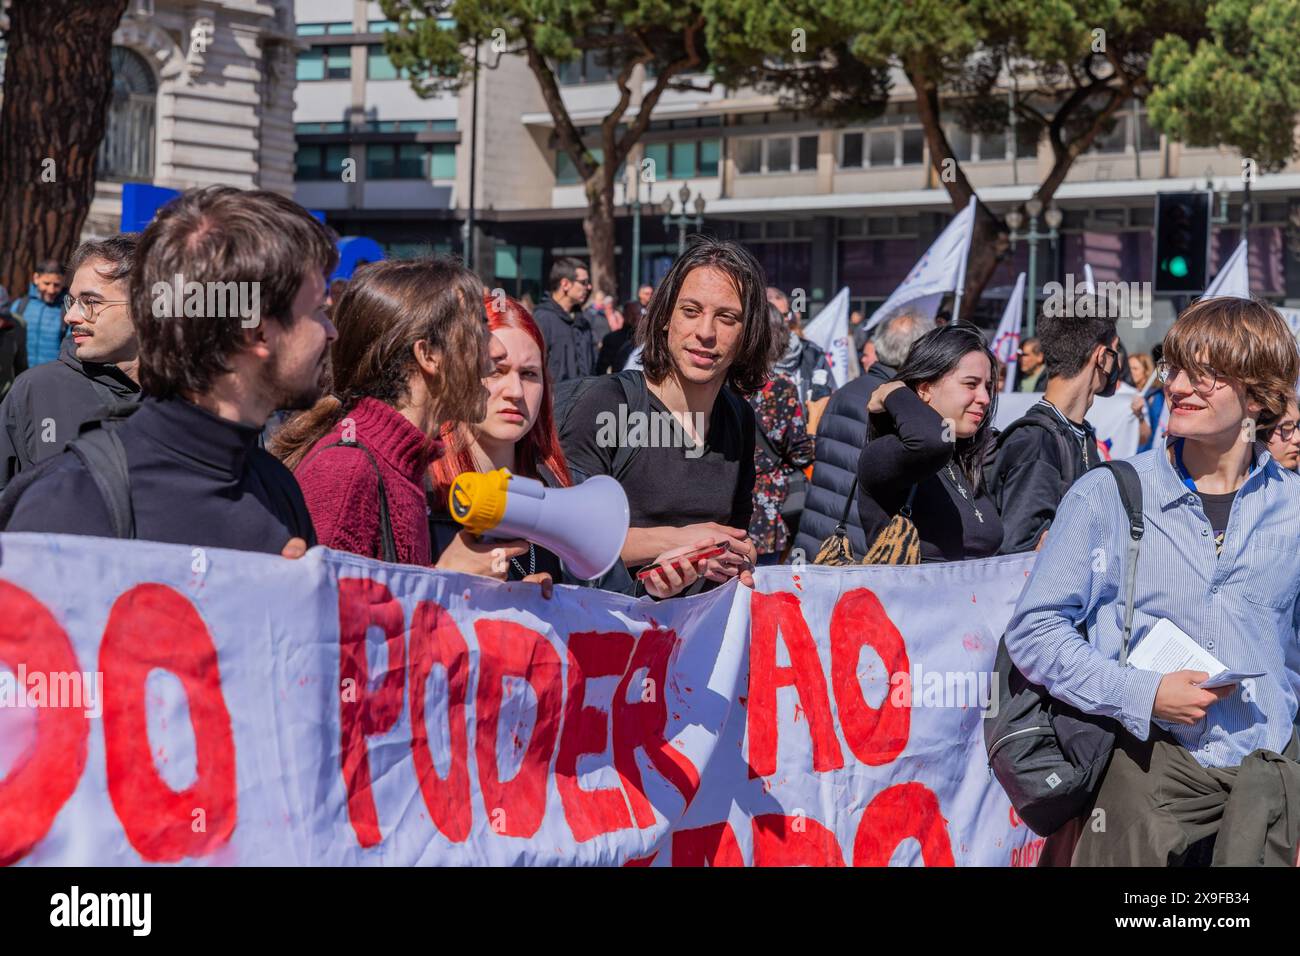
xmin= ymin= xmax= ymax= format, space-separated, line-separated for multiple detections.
xmin=1097 ymin=460 xmax=1144 ymax=666
xmin=323 ymin=438 xmax=398 ymax=564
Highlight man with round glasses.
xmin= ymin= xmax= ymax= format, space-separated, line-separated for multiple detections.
xmin=0 ymin=235 xmax=141 ymax=489
xmin=1266 ymin=395 xmax=1300 ymax=472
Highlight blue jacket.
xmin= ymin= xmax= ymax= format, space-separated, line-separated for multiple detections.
xmin=8 ymin=284 xmax=66 ymax=367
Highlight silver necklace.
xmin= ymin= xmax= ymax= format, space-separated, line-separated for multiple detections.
xmin=1041 ymin=400 xmax=1090 ymax=470
xmin=510 ymin=543 xmax=536 ymax=578
xmin=945 ymin=463 xmax=984 ymax=523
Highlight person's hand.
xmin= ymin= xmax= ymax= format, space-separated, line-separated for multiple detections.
xmin=521 ymin=572 xmax=554 ymax=599
xmin=1152 ymin=670 xmax=1235 ymax=725
xmin=1130 ymin=395 xmax=1145 ymax=419
xmin=867 ymin=381 xmax=907 ymax=414
xmin=607 ymin=307 xmax=625 ymax=332
xmin=435 ymin=530 xmax=528 ymax=580
xmin=280 ymin=537 xmax=308 ymax=559
xmin=641 ymin=538 xmax=713 ymax=599
xmin=1034 ymin=529 xmax=1048 ymax=551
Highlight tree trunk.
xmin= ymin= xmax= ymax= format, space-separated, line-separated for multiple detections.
xmin=0 ymin=0 xmax=129 ymax=295
xmin=959 ymin=204 xmax=1011 ymax=322
xmin=582 ymin=172 xmax=618 ymax=300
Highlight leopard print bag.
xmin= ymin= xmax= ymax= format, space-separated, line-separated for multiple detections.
xmin=814 ymin=482 xmax=919 ymax=567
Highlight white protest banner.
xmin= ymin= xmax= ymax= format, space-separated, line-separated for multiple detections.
xmin=866 ymin=198 xmax=977 ymax=334
xmin=0 ymin=533 xmax=1043 ymax=867
xmin=994 ymin=392 xmax=1141 ymax=460
xmin=802 ymin=286 xmax=851 ymax=389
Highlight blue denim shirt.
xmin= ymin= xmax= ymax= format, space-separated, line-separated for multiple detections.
xmin=1006 ymin=440 xmax=1300 ymax=768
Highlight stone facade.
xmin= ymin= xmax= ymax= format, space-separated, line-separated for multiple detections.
xmin=84 ymin=0 xmax=299 ymax=238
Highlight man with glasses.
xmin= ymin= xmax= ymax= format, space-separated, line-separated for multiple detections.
xmin=989 ymin=303 xmax=1120 ymax=553
xmin=533 ymin=256 xmax=596 ymax=384
xmin=1265 ymin=395 xmax=1300 ymax=472
xmin=1008 ymin=297 xmax=1300 ymax=866
xmin=0 ymin=235 xmax=141 ymax=490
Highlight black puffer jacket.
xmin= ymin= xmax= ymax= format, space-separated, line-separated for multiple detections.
xmin=792 ymin=362 xmax=895 ymax=557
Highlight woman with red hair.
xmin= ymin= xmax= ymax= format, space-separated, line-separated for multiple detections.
xmin=429 ymin=292 xmax=708 ymax=597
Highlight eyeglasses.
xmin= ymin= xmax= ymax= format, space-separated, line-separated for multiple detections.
xmin=1274 ymin=422 xmax=1299 ymax=441
xmin=571 ymin=277 xmax=592 ymax=287
xmin=1156 ymin=360 xmax=1222 ymax=396
xmin=64 ymin=293 xmax=127 ymax=321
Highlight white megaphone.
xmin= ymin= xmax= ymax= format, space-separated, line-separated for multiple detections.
xmin=447 ymin=468 xmax=630 ymax=580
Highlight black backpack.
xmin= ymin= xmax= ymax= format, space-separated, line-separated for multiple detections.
xmin=984 ymin=459 xmax=1143 ymax=836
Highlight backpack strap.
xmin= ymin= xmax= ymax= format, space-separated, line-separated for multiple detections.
xmin=609 ymin=369 xmax=650 ymax=481
xmin=1096 ymin=460 xmax=1143 ymax=666
xmin=319 ymin=437 xmax=397 ymax=564
xmin=68 ymin=428 xmax=135 ymax=539
xmin=8 ymin=296 xmax=29 ymax=322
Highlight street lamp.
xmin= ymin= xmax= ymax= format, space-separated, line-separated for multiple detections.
xmin=623 ymin=161 xmax=645 ymax=293
xmin=1005 ymin=200 xmax=1062 ymax=337
xmin=662 ymin=184 xmax=706 ymax=256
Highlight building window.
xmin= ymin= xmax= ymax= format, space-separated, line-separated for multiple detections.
xmin=430 ymin=143 xmax=456 ymax=179
xmin=298 ymin=22 xmax=351 ymax=36
xmin=97 ymin=46 xmax=157 ymax=182
xmin=736 ymin=134 xmax=818 ymax=174
xmin=295 ymin=121 xmax=347 ymax=134
xmin=296 ymin=144 xmax=350 ymax=181
xmin=841 ymin=132 xmax=864 ymax=168
xmin=367 ymin=143 xmax=427 ymax=179
xmin=902 ymin=127 xmax=925 ymax=164
xmin=556 ymin=148 xmax=603 ymax=185
xmin=640 ymin=138 xmax=719 ymax=180
xmin=297 ymin=47 xmax=351 ymax=81
xmin=368 ymin=20 xmax=398 ymax=33
xmin=868 ymin=130 xmax=894 ymax=166
xmin=367 ymin=44 xmax=405 ymax=80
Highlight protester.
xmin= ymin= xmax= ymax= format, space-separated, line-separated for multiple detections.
xmin=1137 ymin=343 xmax=1167 ymax=453
xmin=747 ymin=303 xmax=815 ymax=563
xmin=1265 ymin=394 xmax=1300 ymax=471
xmin=0 ymin=186 xmax=334 ymax=555
xmin=1008 ymin=297 xmax=1300 ymax=867
xmin=850 ymin=308 xmax=869 ymax=355
xmin=276 ymin=258 xmax=535 ymax=580
xmin=3 ymin=257 xmax=66 ymax=368
xmin=533 ymin=256 xmax=595 ymax=383
xmin=596 ymin=305 xmax=633 ymax=374
xmin=856 ymin=324 xmax=1002 ymax=562
xmin=429 ymin=291 xmax=705 ymax=598
xmin=0 ymin=235 xmax=142 ymax=490
xmin=1015 ymin=336 xmax=1047 ymax=392
xmin=768 ymin=285 xmax=834 ymax=412
xmin=582 ymin=287 xmax=619 ymax=343
xmin=0 ymin=288 xmax=24 ymax=401
xmin=561 ymin=236 xmax=771 ymax=592
xmin=987 ymin=304 xmax=1120 ymax=553
xmin=794 ymin=312 xmax=934 ymax=558
xmin=624 ymin=283 xmax=653 ymax=328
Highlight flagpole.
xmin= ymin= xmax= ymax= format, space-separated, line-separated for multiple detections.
xmin=951 ymin=196 xmax=977 ymax=322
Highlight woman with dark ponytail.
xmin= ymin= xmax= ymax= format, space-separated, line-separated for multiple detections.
xmin=856 ymin=324 xmax=1003 ymax=562
xmin=273 ymin=257 xmax=531 ymax=577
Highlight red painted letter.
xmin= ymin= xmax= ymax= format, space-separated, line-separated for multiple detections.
xmin=612 ymin=628 xmax=701 ymax=828
xmin=408 ymin=601 xmax=471 ymax=843
xmin=338 ymin=578 xmax=406 ymax=848
xmin=831 ymin=588 xmax=910 ymax=765
xmin=752 ymin=813 xmax=845 ymax=866
xmin=474 ymin=620 xmax=563 ymax=837
xmin=672 ymin=822 xmax=744 ymax=867
xmin=0 ymin=582 xmax=89 ymax=865
xmin=852 ymin=782 xmax=954 ymax=866
xmin=747 ymin=591 xmax=843 ymax=777
xmin=557 ymin=631 xmax=635 ymax=842
xmin=100 ymin=584 xmax=236 ymax=862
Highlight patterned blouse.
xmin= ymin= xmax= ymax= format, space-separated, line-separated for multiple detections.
xmin=747 ymin=375 xmax=816 ymax=556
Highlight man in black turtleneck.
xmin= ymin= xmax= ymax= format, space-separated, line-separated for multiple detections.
xmin=1 ymin=186 xmax=339 ymax=555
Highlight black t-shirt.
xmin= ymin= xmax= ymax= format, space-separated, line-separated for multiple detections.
xmin=1196 ymin=488 xmax=1236 ymax=555
xmin=559 ymin=373 xmax=756 ymax=572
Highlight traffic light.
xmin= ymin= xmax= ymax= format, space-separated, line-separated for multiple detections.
xmin=1154 ymin=192 xmax=1211 ymax=293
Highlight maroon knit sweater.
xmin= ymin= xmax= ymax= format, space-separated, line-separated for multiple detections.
xmin=294 ymin=397 xmax=436 ymax=565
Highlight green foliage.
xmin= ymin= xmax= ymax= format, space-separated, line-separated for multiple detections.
xmin=1148 ymin=0 xmax=1300 ymax=170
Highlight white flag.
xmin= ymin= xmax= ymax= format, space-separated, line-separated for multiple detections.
xmin=865 ymin=197 xmax=977 ymax=333
xmin=1083 ymin=263 xmax=1096 ymax=294
xmin=801 ymin=286 xmax=851 ymax=389
xmin=991 ymin=273 xmax=1026 ymax=394
xmin=1203 ymin=239 xmax=1250 ymax=299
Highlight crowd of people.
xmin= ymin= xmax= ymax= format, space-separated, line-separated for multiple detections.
xmin=3 ymin=183 xmax=1300 ymax=867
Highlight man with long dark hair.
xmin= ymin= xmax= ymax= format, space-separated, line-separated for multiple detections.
xmin=560 ymin=236 xmax=774 ymax=591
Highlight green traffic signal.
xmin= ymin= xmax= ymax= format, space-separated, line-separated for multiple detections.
xmin=1168 ymin=255 xmax=1189 ymax=278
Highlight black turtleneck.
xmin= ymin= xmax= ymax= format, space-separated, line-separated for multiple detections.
xmin=5 ymin=396 xmax=315 ymax=553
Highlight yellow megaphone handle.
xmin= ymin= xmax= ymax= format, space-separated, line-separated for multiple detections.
xmin=448 ymin=468 xmax=512 ymax=535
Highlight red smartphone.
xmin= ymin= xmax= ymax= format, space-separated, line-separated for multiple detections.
xmin=636 ymin=542 xmax=730 ymax=582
